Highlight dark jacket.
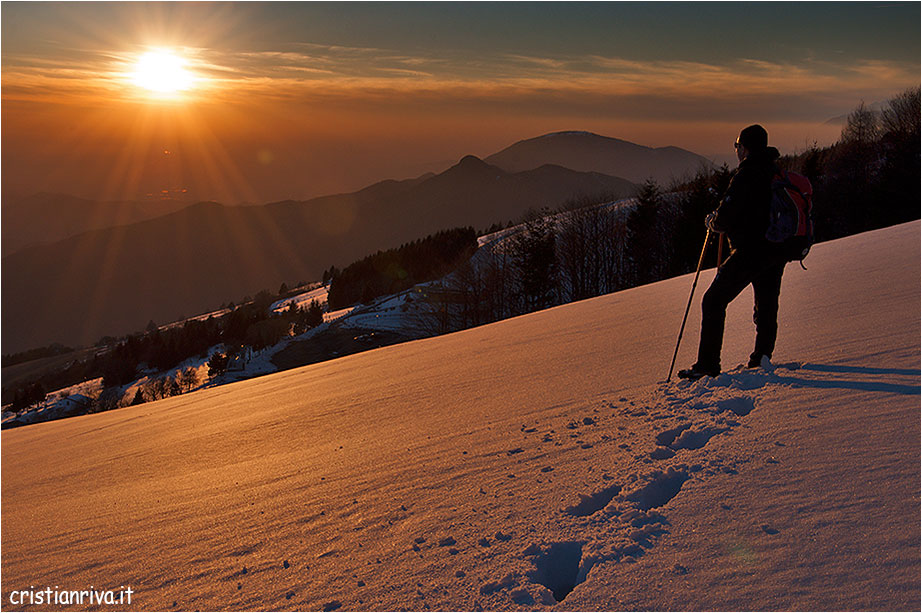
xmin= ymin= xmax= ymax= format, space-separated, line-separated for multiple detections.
xmin=712 ymin=146 xmax=781 ymax=252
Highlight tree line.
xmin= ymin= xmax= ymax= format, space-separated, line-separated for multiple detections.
xmin=429 ymin=88 xmax=919 ymax=333
xmin=2 ymin=343 xmax=76 ymax=368
xmin=4 ymin=287 xmax=324 ymax=413
xmin=327 ymin=228 xmax=479 ymax=310
xmin=789 ymin=88 xmax=920 ymax=241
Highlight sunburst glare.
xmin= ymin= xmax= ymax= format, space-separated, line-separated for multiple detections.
xmin=130 ymin=49 xmax=196 ymax=98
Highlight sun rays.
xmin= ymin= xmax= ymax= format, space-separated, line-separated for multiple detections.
xmin=130 ymin=49 xmax=196 ymax=97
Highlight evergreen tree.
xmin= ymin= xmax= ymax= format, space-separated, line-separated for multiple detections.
xmin=627 ymin=179 xmax=667 ymax=286
xmin=208 ymin=352 xmax=228 ymax=378
xmin=306 ymin=300 xmax=324 ymax=328
xmin=672 ymin=168 xmax=726 ymax=276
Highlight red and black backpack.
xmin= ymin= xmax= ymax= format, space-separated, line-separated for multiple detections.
xmin=766 ymin=170 xmax=814 ymax=265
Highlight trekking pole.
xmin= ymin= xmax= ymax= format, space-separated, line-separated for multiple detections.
xmin=666 ymin=229 xmax=713 ymax=382
xmin=716 ymin=232 xmax=725 ymax=267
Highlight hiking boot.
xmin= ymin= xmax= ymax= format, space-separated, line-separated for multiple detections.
xmin=748 ymin=354 xmax=771 ymax=369
xmin=677 ymin=365 xmax=719 ymax=380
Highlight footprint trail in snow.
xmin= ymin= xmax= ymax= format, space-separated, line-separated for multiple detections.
xmin=475 ymin=363 xmax=800 ymax=607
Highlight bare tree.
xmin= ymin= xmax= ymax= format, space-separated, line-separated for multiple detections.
xmin=841 ymin=101 xmax=881 ymax=145
xmin=511 ymin=215 xmax=558 ymax=314
xmin=179 ymin=367 xmax=200 ymax=392
xmin=881 ymin=88 xmax=920 ymax=140
xmin=557 ymin=201 xmax=629 ymax=301
xmin=434 ymin=233 xmax=517 ymax=332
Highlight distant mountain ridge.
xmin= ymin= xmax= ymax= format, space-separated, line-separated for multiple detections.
xmin=1 ymin=193 xmax=196 ymax=256
xmin=3 ymin=131 xmax=718 ymax=352
xmin=4 ymin=132 xmax=711 ymax=260
xmin=485 ymin=131 xmax=712 ymax=184
xmin=2 ymin=156 xmax=636 ymax=352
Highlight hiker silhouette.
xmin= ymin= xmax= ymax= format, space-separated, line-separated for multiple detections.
xmin=679 ymin=124 xmax=788 ymax=380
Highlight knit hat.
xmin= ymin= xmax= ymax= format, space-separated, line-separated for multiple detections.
xmin=737 ymin=124 xmax=768 ymax=151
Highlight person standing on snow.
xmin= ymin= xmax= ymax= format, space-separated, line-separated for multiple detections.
xmin=678 ymin=124 xmax=787 ymax=380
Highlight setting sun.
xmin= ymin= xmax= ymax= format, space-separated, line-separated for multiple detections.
xmin=131 ymin=49 xmax=195 ymax=96
xmin=1 ymin=3 xmax=920 ymax=612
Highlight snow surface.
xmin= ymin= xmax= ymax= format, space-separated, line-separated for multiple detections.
xmin=2 ymin=378 xmax=105 ymax=427
xmin=1 ymin=221 xmax=919 ymax=611
xmin=271 ymin=285 xmax=329 ymax=315
xmin=337 ymin=290 xmax=435 ymax=336
xmin=4 ymin=200 xmax=630 ymax=428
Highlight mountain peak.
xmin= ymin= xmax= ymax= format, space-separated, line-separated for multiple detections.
xmin=456 ymin=154 xmax=490 ymax=168
xmin=484 ymin=131 xmax=711 ymax=184
xmin=538 ymin=130 xmax=603 ymax=139
xmin=439 ymin=154 xmax=501 ymax=178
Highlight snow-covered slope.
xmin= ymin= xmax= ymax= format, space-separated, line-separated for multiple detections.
xmin=2 ymin=222 xmax=919 ymax=611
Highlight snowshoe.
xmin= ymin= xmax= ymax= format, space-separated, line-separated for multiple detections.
xmin=677 ymin=366 xmax=719 ymax=380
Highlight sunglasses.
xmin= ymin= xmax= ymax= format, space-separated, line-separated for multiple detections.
xmin=734 ymin=141 xmax=742 ymax=149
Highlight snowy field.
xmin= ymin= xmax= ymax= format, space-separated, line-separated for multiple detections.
xmin=2 ymin=221 xmax=919 ymax=611
xmin=271 ymin=285 xmax=329 ymax=315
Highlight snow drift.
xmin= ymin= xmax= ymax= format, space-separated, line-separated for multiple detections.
xmin=2 ymin=221 xmax=919 ymax=611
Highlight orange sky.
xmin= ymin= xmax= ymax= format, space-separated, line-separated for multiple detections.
xmin=2 ymin=2 xmax=918 ymax=203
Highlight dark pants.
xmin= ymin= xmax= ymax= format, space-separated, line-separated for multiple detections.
xmin=695 ymin=248 xmax=786 ymax=372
